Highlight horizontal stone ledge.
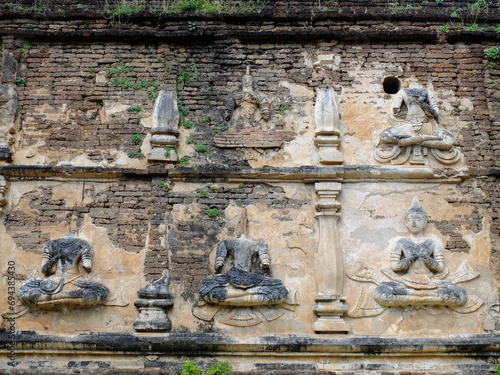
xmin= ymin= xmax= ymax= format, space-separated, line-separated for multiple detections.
xmin=0 ymin=165 xmax=469 ymax=183
xmin=0 ymin=332 xmax=498 ymax=356
xmin=0 ymin=27 xmax=442 ymax=44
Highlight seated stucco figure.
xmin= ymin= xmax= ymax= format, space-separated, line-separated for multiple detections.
xmin=199 ymin=234 xmax=288 ymax=306
xmin=374 ymin=198 xmax=467 ymax=308
xmin=224 ymin=66 xmax=270 ymax=130
xmin=18 ymin=237 xmax=109 ymax=307
xmin=375 ymin=83 xmax=460 ymax=165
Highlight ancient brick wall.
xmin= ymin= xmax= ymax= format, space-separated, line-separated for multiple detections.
xmin=0 ymin=0 xmax=499 ymax=373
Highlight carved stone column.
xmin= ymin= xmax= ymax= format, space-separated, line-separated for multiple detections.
xmin=314 ymin=88 xmax=343 ymax=165
xmin=313 ymin=182 xmax=349 ymax=333
xmin=0 ymin=175 xmax=8 ymax=214
xmin=147 ymin=90 xmax=180 ymax=163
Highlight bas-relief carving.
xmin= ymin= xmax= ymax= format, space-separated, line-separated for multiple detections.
xmin=134 ymin=270 xmax=173 ymax=332
xmin=0 ymin=50 xmax=18 ymax=161
xmin=16 ymin=237 xmax=110 ymax=308
xmin=314 ymin=88 xmax=343 ymax=165
xmin=224 ymin=66 xmax=270 ymax=130
xmin=483 ymin=301 xmax=500 ymax=333
xmin=193 ymin=210 xmax=298 ymax=327
xmin=0 ymin=175 xmax=8 ymax=214
xmin=375 ymin=84 xmax=461 ymax=165
xmin=147 ymin=90 xmax=180 ymax=163
xmin=213 ymin=67 xmax=295 ymax=149
xmin=313 ymin=182 xmax=349 ymax=333
xmin=348 ymin=198 xmax=482 ymax=318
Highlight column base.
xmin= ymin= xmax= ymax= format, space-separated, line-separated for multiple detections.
xmin=313 ymin=317 xmax=350 ymax=333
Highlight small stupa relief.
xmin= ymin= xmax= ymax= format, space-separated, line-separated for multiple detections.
xmin=193 ymin=208 xmax=298 ymax=327
xmin=347 ymin=198 xmax=482 ymax=318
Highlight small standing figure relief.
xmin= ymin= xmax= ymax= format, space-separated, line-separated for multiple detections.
xmin=17 ymin=237 xmax=110 ymax=307
xmin=375 ymin=84 xmax=460 ymax=165
xmin=193 ymin=209 xmax=297 ymax=327
xmin=347 ymin=198 xmax=482 ymax=318
xmin=224 ymin=66 xmax=270 ymax=130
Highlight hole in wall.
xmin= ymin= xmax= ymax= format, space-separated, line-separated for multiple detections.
xmin=383 ymin=76 xmax=401 ymax=94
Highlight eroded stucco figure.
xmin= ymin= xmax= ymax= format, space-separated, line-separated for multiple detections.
xmin=375 ymin=84 xmax=460 ymax=165
xmin=18 ymin=237 xmax=110 ymax=307
xmin=373 ymin=198 xmax=467 ymax=308
xmin=199 ymin=235 xmax=288 ymax=306
xmin=224 ymin=66 xmax=270 ymax=130
xmin=347 ymin=198 xmax=482 ymax=317
xmin=193 ymin=209 xmax=297 ymax=326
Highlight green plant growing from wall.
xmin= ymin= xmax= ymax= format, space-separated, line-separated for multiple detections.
xmin=6 ymin=1 xmax=48 ymax=13
xmin=181 ymin=361 xmax=232 ymax=375
xmin=204 ymin=209 xmax=220 ymax=218
xmin=177 ymin=62 xmax=199 ymax=85
xmin=131 ymin=133 xmax=142 ymax=144
xmin=102 ymin=0 xmax=145 ymax=23
xmin=176 ymin=156 xmax=190 ymax=166
xmin=212 ymin=126 xmax=228 ymax=133
xmin=195 ymin=144 xmax=208 ymax=155
xmin=439 ymin=24 xmax=450 ymax=33
xmin=128 ymin=133 xmax=144 ymax=158
xmin=155 ymin=0 xmax=266 ymax=14
xmin=486 ymin=46 xmax=500 ymax=60
xmin=449 ymin=0 xmax=489 ymax=30
xmin=278 ymin=103 xmax=289 ymax=115
xmin=17 ymin=39 xmax=32 ymax=56
xmin=127 ymin=106 xmax=142 ymax=112
xmin=164 ymin=147 xmax=176 ymax=158
xmin=15 ymin=77 xmax=27 ymax=86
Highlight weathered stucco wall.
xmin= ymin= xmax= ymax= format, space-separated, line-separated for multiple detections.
xmin=0 ymin=1 xmax=499 ymax=374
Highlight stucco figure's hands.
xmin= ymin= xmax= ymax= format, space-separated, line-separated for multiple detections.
xmin=215 ymin=261 xmax=224 ymax=272
xmin=421 ymin=256 xmax=441 ymax=272
xmin=41 ymin=254 xmax=60 ymax=275
xmin=82 ymin=258 xmax=92 ymax=273
xmin=224 ymin=110 xmax=232 ymax=122
xmin=261 ymin=259 xmax=270 ymax=269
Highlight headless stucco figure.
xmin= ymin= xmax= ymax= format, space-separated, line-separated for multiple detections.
xmin=194 ymin=209 xmax=296 ymax=326
xmin=18 ymin=237 xmax=109 ymax=307
xmin=374 ymin=198 xmax=467 ymax=308
xmin=199 ymin=211 xmax=287 ymax=306
xmin=224 ymin=66 xmax=270 ymax=130
xmin=375 ymin=84 xmax=460 ymax=165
